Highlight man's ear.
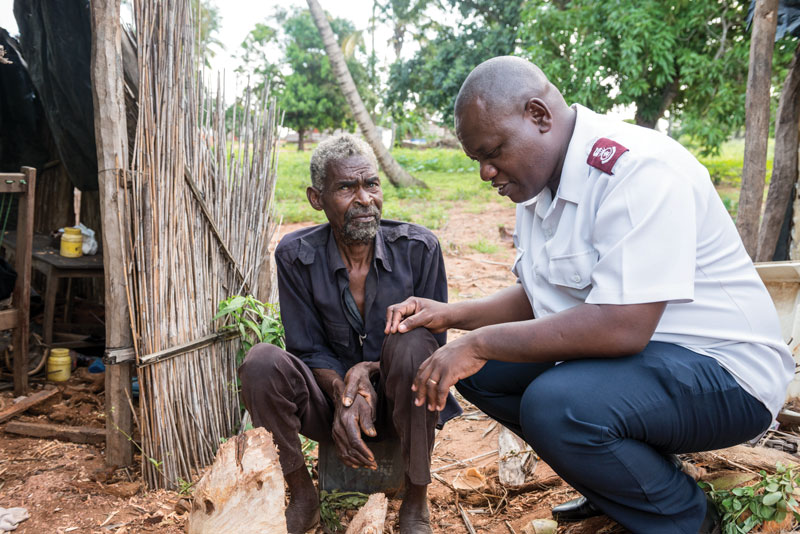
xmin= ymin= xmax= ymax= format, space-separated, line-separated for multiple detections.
xmin=525 ymin=98 xmax=553 ymax=134
xmin=307 ymin=186 xmax=324 ymax=211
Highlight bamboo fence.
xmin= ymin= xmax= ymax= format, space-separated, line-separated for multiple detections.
xmin=126 ymin=0 xmax=280 ymax=489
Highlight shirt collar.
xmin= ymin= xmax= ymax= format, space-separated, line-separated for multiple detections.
xmin=555 ymin=104 xmax=602 ymax=204
xmin=325 ymin=223 xmax=393 ymax=274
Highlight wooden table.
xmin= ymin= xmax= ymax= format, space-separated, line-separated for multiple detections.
xmin=3 ymin=232 xmax=104 ymax=346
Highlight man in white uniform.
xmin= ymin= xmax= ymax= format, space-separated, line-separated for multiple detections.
xmin=385 ymin=56 xmax=794 ymax=534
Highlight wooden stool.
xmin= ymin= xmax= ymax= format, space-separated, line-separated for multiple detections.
xmin=317 ymin=439 xmax=405 ymax=496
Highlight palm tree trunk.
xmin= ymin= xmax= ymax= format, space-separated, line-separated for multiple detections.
xmin=305 ymin=0 xmax=427 ymax=188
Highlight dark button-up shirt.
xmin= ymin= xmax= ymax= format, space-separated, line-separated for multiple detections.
xmin=275 ymin=219 xmax=461 ymax=425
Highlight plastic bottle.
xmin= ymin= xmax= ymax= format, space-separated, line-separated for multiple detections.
xmin=47 ymin=348 xmax=71 ymax=382
xmin=60 ymin=227 xmax=83 ymax=258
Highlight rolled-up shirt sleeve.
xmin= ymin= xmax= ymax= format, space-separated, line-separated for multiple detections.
xmin=275 ymin=247 xmax=347 ymax=377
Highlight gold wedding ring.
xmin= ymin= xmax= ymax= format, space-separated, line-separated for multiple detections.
xmin=428 ymin=378 xmax=438 ymax=385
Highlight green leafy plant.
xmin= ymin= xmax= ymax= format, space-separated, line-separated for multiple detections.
xmin=300 ymin=434 xmax=317 ymax=475
xmin=319 ymin=490 xmax=369 ymax=532
xmin=700 ymin=463 xmax=800 ymax=533
xmin=214 ymin=295 xmax=285 ymax=366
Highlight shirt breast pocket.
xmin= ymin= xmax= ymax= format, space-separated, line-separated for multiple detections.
xmin=323 ymin=319 xmax=351 ymax=348
xmin=548 ymin=249 xmax=597 ymax=290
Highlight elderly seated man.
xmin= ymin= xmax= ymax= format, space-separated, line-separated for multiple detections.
xmin=239 ymin=134 xmax=460 ymax=534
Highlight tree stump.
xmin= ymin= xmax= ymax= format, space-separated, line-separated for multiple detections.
xmin=188 ymin=428 xmax=287 ymax=534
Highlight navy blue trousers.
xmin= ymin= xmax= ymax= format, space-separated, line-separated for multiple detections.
xmin=456 ymin=342 xmax=772 ymax=534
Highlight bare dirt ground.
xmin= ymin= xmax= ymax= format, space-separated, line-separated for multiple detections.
xmin=0 ymin=201 xmax=796 ymax=533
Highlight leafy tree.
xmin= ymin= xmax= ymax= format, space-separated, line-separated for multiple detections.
xmin=239 ymin=8 xmax=373 ymax=151
xmin=375 ymin=0 xmax=437 ymax=59
xmin=518 ymin=0 xmax=754 ymax=154
xmin=236 ymin=22 xmax=282 ymax=99
xmin=306 ymin=0 xmax=426 ymax=187
xmin=191 ymin=0 xmax=224 ymax=68
xmin=384 ymin=0 xmax=523 ymax=130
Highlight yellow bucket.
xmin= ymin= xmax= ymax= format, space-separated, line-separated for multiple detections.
xmin=60 ymin=227 xmax=83 ymax=258
xmin=47 ymin=348 xmax=71 ymax=382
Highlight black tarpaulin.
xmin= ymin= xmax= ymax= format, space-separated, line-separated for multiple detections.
xmin=13 ymin=0 xmax=98 ymax=191
xmin=0 ymin=28 xmax=50 ymax=172
xmin=747 ymin=0 xmax=800 ymax=40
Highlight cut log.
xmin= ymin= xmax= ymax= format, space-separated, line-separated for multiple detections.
xmin=777 ymin=408 xmax=800 ymax=426
xmin=3 ymin=421 xmax=105 ymax=444
xmin=344 ymin=493 xmax=387 ymax=534
xmin=188 ymin=428 xmax=287 ymax=534
xmin=498 ymin=426 xmax=532 ymax=487
xmin=690 ymin=445 xmax=798 ymax=474
xmin=0 ymin=388 xmax=58 ymax=424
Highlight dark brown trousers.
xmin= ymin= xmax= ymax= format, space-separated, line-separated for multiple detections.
xmin=238 ymin=328 xmax=439 ymax=486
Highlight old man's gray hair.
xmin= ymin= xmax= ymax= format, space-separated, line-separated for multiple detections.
xmin=309 ymin=134 xmax=378 ymax=190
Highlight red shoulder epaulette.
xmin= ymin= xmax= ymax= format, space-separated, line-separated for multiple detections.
xmin=587 ymin=138 xmax=629 ymax=175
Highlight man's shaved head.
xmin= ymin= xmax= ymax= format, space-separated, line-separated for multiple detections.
xmin=455 ymin=56 xmax=561 ymax=125
xmin=453 ymin=56 xmax=576 ymax=203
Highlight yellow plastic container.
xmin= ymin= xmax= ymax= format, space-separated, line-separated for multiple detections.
xmin=47 ymin=348 xmax=71 ymax=382
xmin=60 ymin=227 xmax=83 ymax=258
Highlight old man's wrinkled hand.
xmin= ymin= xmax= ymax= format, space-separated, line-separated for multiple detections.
xmin=332 ymin=362 xmax=379 ymax=470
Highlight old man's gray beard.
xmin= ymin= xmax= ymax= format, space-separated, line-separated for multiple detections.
xmin=342 ymin=205 xmax=381 ymax=244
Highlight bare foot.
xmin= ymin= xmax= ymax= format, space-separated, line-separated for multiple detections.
xmin=285 ymin=467 xmax=320 ymax=534
xmin=399 ymin=478 xmax=432 ymax=534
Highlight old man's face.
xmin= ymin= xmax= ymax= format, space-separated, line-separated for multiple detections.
xmin=314 ymin=155 xmax=383 ymax=244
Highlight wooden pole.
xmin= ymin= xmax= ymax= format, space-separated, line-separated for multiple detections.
xmin=737 ymin=0 xmax=779 ymax=258
xmin=89 ymin=0 xmax=134 ymax=467
xmin=12 ymin=167 xmax=35 ymax=396
xmin=757 ymin=43 xmax=800 ymax=261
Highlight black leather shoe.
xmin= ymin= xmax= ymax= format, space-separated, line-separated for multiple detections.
xmin=551 ymin=496 xmax=603 ymax=522
xmin=698 ymin=496 xmax=721 ymax=534
xmin=550 ymin=455 xmax=684 ymax=524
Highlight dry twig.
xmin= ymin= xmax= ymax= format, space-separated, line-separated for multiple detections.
xmin=458 ymin=504 xmax=477 ymax=534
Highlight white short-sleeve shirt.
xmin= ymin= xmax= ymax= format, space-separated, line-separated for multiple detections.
xmin=512 ymin=104 xmax=794 ymax=418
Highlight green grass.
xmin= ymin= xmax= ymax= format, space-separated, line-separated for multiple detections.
xmin=272 ymin=139 xmax=773 ymax=225
xmin=469 ymin=238 xmax=500 ymax=255
xmin=693 ymin=138 xmax=774 ymax=188
xmin=274 ymin=147 xmax=498 ymax=225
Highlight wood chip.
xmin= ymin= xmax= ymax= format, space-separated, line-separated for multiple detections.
xmin=100 ymin=511 xmax=119 ymax=527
